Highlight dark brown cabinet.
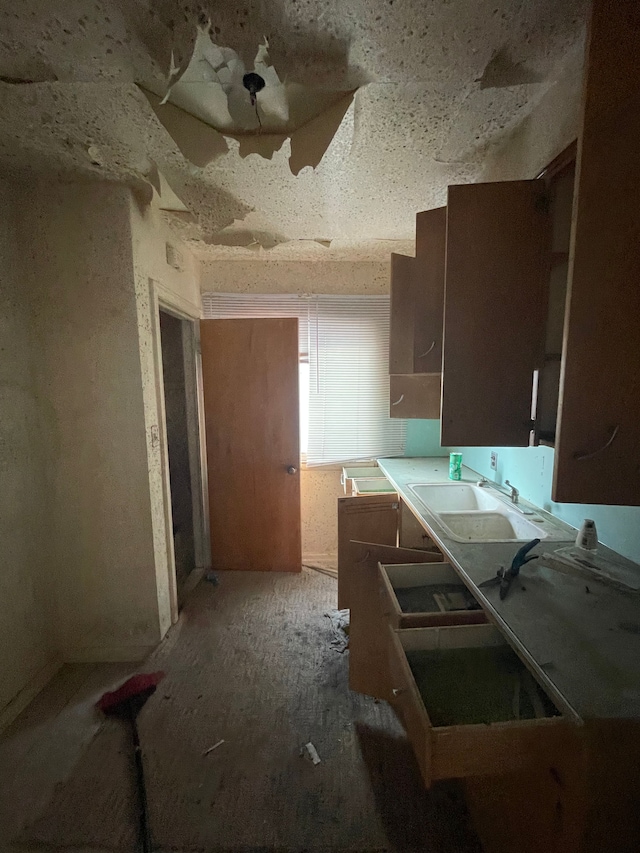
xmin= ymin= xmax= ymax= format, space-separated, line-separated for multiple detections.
xmin=440 ymin=180 xmax=550 ymax=447
xmin=393 ymin=0 xmax=640 ymax=505
xmin=388 ymin=209 xmax=445 ymax=419
xmin=552 ymin=0 xmax=640 ymax=505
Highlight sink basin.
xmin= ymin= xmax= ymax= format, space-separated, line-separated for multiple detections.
xmin=436 ymin=511 xmax=548 ymax=542
xmin=407 ymin=483 xmax=553 ymax=543
xmin=409 ymin=483 xmax=502 ymax=512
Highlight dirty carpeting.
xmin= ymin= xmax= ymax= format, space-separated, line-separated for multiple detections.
xmin=7 ymin=569 xmax=481 ymax=852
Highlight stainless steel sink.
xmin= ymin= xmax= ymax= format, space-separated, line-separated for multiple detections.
xmin=407 ymin=483 xmax=560 ymax=543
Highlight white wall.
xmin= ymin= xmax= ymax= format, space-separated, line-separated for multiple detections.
xmin=200 ymin=258 xmax=389 ymax=296
xmin=14 ymin=180 xmax=203 ymax=664
xmin=129 ymin=197 xmax=201 ymax=632
xmin=200 ymin=257 xmax=389 ymax=559
xmin=0 ymin=178 xmax=58 ymax=723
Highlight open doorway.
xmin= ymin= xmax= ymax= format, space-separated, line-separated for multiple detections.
xmin=159 ymin=310 xmax=197 ymax=602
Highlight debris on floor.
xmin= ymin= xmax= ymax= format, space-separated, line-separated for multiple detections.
xmin=205 ymin=571 xmax=219 ymax=585
xmin=303 ymin=562 xmax=338 ymax=579
xmin=9 ymin=572 xmax=481 ymax=852
xmin=324 ymin=609 xmax=350 ymax=653
xmin=302 ymin=742 xmax=321 ymax=765
xmin=203 ymin=739 xmax=225 ymax=756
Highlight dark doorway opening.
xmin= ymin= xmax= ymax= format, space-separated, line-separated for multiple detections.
xmin=159 ymin=310 xmax=196 ymax=601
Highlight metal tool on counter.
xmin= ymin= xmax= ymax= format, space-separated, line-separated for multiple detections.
xmin=479 ymin=538 xmax=541 ymax=600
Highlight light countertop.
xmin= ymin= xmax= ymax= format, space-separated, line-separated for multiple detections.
xmin=377 ymin=456 xmax=640 ymax=721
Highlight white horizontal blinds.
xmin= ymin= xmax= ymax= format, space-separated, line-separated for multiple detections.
xmin=307 ymin=295 xmax=406 ymax=465
xmin=201 ymin=293 xmax=309 ymax=357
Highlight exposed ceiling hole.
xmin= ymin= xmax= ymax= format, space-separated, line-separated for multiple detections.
xmin=141 ymin=24 xmax=357 ymax=174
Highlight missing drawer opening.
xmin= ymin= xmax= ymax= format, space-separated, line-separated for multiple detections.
xmin=395 ymin=584 xmax=478 ymax=614
xmin=406 ymin=646 xmax=561 ymax=727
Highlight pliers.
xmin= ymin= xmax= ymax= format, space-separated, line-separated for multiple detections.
xmin=478 ymin=538 xmax=540 ymax=600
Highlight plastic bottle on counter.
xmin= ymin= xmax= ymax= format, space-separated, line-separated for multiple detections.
xmin=576 ymin=518 xmax=598 ymax=551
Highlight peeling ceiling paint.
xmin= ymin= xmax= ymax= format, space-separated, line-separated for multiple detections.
xmin=0 ymin=0 xmax=588 ymax=255
xmin=140 ymin=25 xmax=358 ymax=175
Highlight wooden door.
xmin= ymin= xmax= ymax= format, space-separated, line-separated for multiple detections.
xmin=389 ymin=253 xmax=415 ymax=375
xmin=200 ymin=318 xmax=301 ymax=571
xmin=389 ymin=228 xmax=444 ymax=419
xmin=399 ymin=499 xmax=442 ymax=551
xmin=348 ymin=541 xmax=443 ymax=701
xmin=553 ymin=0 xmax=640 ymax=505
xmin=337 ymin=494 xmax=398 ymax=608
xmin=441 ymin=181 xmax=550 ymax=447
xmin=389 ymin=373 xmax=441 ymax=419
xmin=414 ymin=207 xmax=446 ymax=373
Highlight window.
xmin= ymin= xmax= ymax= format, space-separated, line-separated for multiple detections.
xmin=201 ymin=293 xmax=405 ymax=465
xmin=299 ymin=359 xmax=310 ymax=456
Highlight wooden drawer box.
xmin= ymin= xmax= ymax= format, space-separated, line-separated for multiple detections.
xmin=379 ymin=562 xmax=487 ymax=629
xmin=341 ymin=465 xmax=386 ymax=495
xmin=388 ymin=623 xmax=571 ymax=788
xmin=351 ymin=477 xmax=396 ymax=496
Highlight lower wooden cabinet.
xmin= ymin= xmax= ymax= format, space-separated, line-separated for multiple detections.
xmin=337 ymin=494 xmax=399 ymax=609
xmin=464 ymin=718 xmax=640 ymax=853
xmin=387 ymin=623 xmax=571 ymax=788
xmin=379 ymin=562 xmax=487 ymax=629
xmin=346 ymin=541 xmax=443 ymax=700
xmin=341 ymin=499 xmax=640 ymax=852
xmin=398 ymin=499 xmax=441 ymax=551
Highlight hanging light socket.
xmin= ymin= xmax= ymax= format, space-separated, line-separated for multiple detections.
xmin=242 ymin=72 xmax=266 ymax=106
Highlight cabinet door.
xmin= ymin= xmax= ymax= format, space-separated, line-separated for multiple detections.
xmin=337 ymin=494 xmax=398 ymax=608
xmin=348 ymin=541 xmax=442 ymax=701
xmin=414 ymin=207 xmax=446 ymax=373
xmin=553 ymin=0 xmax=640 ymax=505
xmin=399 ymin=499 xmax=441 ymax=551
xmin=389 ymin=253 xmax=415 ymax=374
xmin=389 ymin=373 xmax=441 ymax=419
xmin=441 ymin=181 xmax=550 ymax=446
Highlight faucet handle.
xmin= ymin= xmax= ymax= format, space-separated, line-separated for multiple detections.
xmin=505 ymin=479 xmax=519 ymax=503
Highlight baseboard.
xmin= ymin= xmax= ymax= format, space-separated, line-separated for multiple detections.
xmin=303 ymin=553 xmax=338 ymax=565
xmin=182 ymin=566 xmax=206 ymax=596
xmin=0 ymin=656 xmax=63 ymax=734
xmin=64 ymin=644 xmax=158 ymax=664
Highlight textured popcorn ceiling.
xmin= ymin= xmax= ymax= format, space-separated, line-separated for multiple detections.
xmin=0 ymin=0 xmax=588 ymax=258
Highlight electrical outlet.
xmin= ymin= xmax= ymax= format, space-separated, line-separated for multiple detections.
xmin=490 ymin=451 xmax=498 ymax=471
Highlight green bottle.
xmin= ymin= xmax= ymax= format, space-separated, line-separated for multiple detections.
xmin=449 ymin=452 xmax=462 ymax=481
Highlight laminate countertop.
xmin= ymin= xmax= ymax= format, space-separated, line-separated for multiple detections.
xmin=377 ymin=456 xmax=640 ymax=721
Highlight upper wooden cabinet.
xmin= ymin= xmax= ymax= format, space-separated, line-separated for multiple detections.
xmin=440 ymin=181 xmax=550 ymax=447
xmin=389 ymin=208 xmax=445 ymax=420
xmin=390 ymin=373 xmax=441 ymax=419
xmin=433 ymin=0 xmax=640 ymax=504
xmin=552 ymin=0 xmax=640 ymax=505
xmin=534 ymin=158 xmax=575 ymax=447
xmin=414 ymin=208 xmax=446 ymax=374
xmin=389 ymin=253 xmax=415 ymax=375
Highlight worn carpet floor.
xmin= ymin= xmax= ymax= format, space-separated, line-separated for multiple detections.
xmin=9 ymin=569 xmax=481 ymax=852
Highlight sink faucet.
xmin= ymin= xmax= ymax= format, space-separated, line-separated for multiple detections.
xmin=504 ymin=480 xmax=519 ymax=504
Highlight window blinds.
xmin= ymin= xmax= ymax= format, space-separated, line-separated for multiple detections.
xmin=307 ymin=295 xmax=405 ymax=465
xmin=201 ymin=292 xmax=406 ymax=465
xmin=201 ymin=292 xmax=310 ymax=357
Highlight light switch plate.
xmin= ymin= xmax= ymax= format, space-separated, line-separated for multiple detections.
xmin=490 ymin=451 xmax=498 ymax=470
